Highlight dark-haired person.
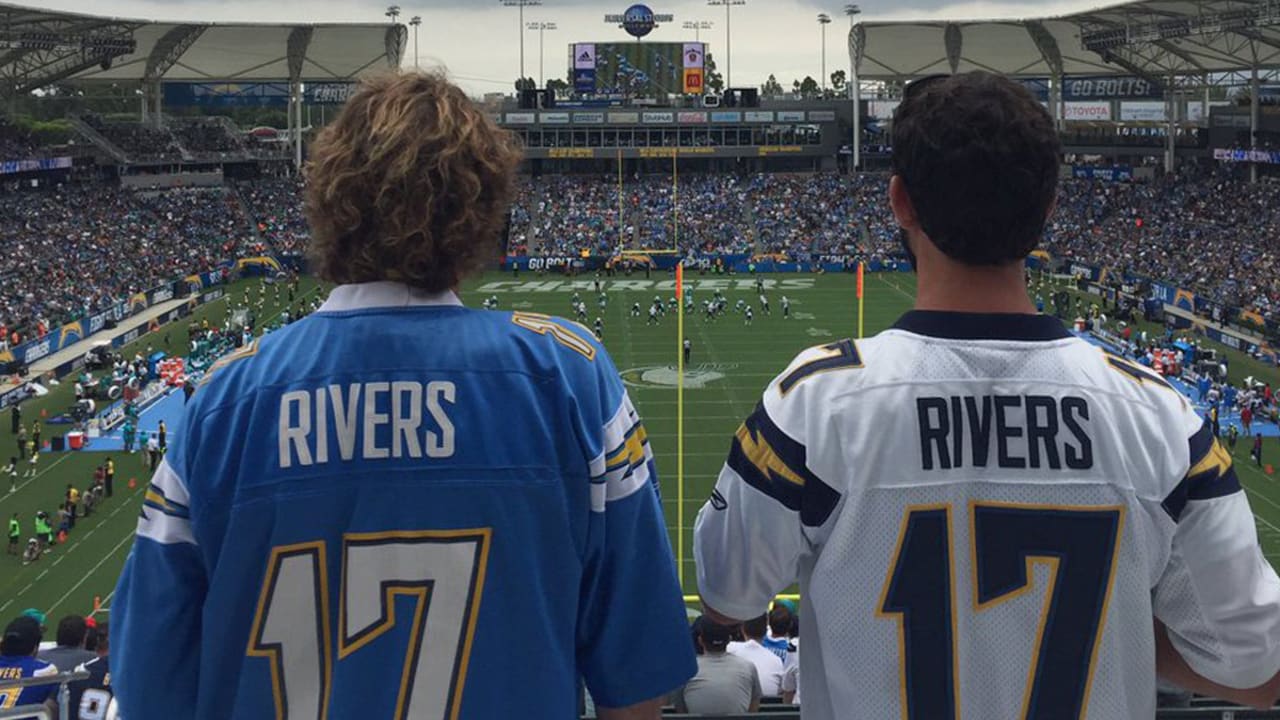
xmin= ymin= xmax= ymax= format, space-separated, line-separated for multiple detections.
xmin=40 ymin=615 xmax=93 ymax=674
xmin=0 ymin=616 xmax=58 ymax=718
xmin=673 ymin=619 xmax=760 ymax=715
xmin=112 ymin=70 xmax=694 ymax=720
xmin=695 ymin=71 xmax=1280 ymax=719
xmin=69 ymin=623 xmax=115 ymax=720
xmin=726 ymin=614 xmax=783 ymax=697
xmin=762 ymin=604 xmax=792 ymax=663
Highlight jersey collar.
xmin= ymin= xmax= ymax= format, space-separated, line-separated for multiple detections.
xmin=318 ymin=282 xmax=463 ymax=313
xmin=892 ymin=310 xmax=1071 ymax=342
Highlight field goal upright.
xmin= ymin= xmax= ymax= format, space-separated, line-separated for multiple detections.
xmin=615 ymin=147 xmax=683 ymax=258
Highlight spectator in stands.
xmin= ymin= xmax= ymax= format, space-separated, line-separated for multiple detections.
xmin=69 ymin=621 xmax=114 ymax=720
xmin=780 ymin=617 xmax=801 ymax=706
xmin=763 ymin=604 xmax=793 ymax=663
xmin=39 ymin=615 xmax=93 ymax=673
xmin=673 ymin=619 xmax=761 ymax=715
xmin=0 ymin=616 xmax=58 ymax=717
xmin=111 ymin=70 xmax=695 ymax=720
xmin=727 ymin=613 xmax=785 ymax=697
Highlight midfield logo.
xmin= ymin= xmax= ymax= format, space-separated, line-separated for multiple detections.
xmin=620 ymin=363 xmax=737 ymax=390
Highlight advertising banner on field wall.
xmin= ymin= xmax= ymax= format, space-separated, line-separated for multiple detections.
xmin=1072 ymin=165 xmax=1132 ymax=182
xmin=503 ymin=254 xmax=913 ymax=274
xmin=0 ymin=157 xmax=72 ymax=175
xmin=1120 ymin=101 xmax=1167 ymax=121
xmin=1 ymin=276 xmax=217 ymax=369
xmin=1064 ymin=101 xmax=1112 ymax=121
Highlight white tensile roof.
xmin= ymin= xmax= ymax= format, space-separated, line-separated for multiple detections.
xmin=1 ymin=2 xmax=404 ymax=87
xmin=851 ymin=0 xmax=1280 ymax=81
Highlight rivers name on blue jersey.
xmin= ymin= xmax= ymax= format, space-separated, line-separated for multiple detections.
xmin=0 ymin=656 xmax=56 ymax=710
xmin=111 ymin=282 xmax=695 ymax=720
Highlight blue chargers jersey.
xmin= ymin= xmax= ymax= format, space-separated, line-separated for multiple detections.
xmin=0 ymin=655 xmax=57 ymax=710
xmin=112 ymin=282 xmax=696 ymax=720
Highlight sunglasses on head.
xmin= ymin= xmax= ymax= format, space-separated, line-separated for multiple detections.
xmin=902 ymin=74 xmax=950 ymax=103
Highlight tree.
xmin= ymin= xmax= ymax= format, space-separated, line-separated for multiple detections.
xmin=546 ymin=78 xmax=570 ymax=97
xmin=514 ymin=77 xmax=537 ymax=92
xmin=706 ymin=54 xmax=725 ymax=94
xmin=831 ymin=70 xmax=847 ymax=94
xmin=799 ymin=76 xmax=820 ymax=98
xmin=760 ymin=74 xmax=784 ymax=97
xmin=792 ymin=79 xmax=802 ymax=95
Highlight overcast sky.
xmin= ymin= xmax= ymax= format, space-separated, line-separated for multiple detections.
xmin=38 ymin=0 xmax=1110 ymax=95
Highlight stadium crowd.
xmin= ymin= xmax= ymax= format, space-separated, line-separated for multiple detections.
xmin=237 ymin=177 xmax=309 ymax=253
xmin=515 ymin=168 xmax=1279 ymax=324
xmin=171 ymin=119 xmax=246 ymax=157
xmin=79 ymin=116 xmax=182 ymax=162
xmin=0 ymin=184 xmax=272 ymax=350
xmin=3 ymin=166 xmax=1279 ymax=355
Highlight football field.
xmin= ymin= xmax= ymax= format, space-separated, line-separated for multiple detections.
xmin=1 ymin=270 xmax=1278 ymax=621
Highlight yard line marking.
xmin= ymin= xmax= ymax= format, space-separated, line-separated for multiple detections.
xmin=0 ymin=453 xmax=72 ymax=506
xmin=1234 ymin=461 xmax=1280 ymax=538
xmin=46 ymin=531 xmax=134 ymax=615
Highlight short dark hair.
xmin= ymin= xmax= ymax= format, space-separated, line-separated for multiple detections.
xmin=768 ymin=605 xmax=793 ymax=638
xmin=56 ymin=615 xmax=87 ymax=648
xmin=699 ymin=618 xmax=733 ymax=651
xmin=892 ymin=71 xmax=1061 ymax=266
xmin=742 ymin=614 xmax=768 ymax=640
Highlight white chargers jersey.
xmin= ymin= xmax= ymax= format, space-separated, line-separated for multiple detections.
xmin=695 ymin=311 xmax=1280 ymax=720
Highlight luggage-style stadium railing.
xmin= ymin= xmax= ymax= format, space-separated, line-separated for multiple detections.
xmin=0 ymin=669 xmax=88 ymax=720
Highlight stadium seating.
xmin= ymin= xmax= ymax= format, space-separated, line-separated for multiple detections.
xmin=3 ymin=164 xmax=1278 ymax=354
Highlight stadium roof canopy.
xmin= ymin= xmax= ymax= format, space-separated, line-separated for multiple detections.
xmin=850 ymin=0 xmax=1280 ymax=83
xmin=0 ymin=2 xmax=405 ymax=94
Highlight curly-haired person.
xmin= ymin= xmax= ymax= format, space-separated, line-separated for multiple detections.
xmin=111 ymin=71 xmax=694 ymax=720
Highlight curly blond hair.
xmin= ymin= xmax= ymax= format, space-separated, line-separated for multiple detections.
xmin=304 ymin=70 xmax=523 ymax=292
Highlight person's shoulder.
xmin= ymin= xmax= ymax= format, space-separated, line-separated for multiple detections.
xmin=30 ymin=658 xmax=57 ymax=676
xmin=499 ymin=311 xmax=621 ymax=394
xmin=770 ymin=336 xmax=869 ymax=400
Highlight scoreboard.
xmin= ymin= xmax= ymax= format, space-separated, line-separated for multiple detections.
xmin=570 ymin=42 xmax=706 ymax=97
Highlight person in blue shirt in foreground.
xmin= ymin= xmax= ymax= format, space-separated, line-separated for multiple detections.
xmin=111 ymin=69 xmax=696 ymax=720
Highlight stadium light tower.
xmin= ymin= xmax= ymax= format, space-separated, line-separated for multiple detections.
xmin=844 ymin=3 xmax=861 ymax=27
xmin=818 ymin=13 xmax=831 ymax=92
xmin=503 ymin=0 xmax=543 ymax=87
xmin=846 ymin=3 xmax=861 ymax=173
xmin=683 ymin=20 xmax=713 ymax=43
xmin=845 ymin=4 xmax=860 ymax=97
xmin=527 ymin=21 xmax=558 ymax=88
xmin=409 ymin=16 xmax=422 ymax=69
xmin=707 ymin=0 xmax=746 ymax=90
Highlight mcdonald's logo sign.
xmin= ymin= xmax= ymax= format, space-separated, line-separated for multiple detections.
xmin=683 ymin=69 xmax=705 ymax=95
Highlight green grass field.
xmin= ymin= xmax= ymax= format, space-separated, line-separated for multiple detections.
xmin=0 ymin=270 xmax=1277 ymax=622
xmin=0 ymin=275 xmax=327 ymax=620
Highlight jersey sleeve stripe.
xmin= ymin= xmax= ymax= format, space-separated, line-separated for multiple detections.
xmin=725 ymin=402 xmax=840 ymax=528
xmin=1162 ymin=419 xmax=1243 ymax=522
xmin=136 ymin=460 xmax=197 ymax=546
xmin=143 ymin=487 xmax=191 ymax=519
